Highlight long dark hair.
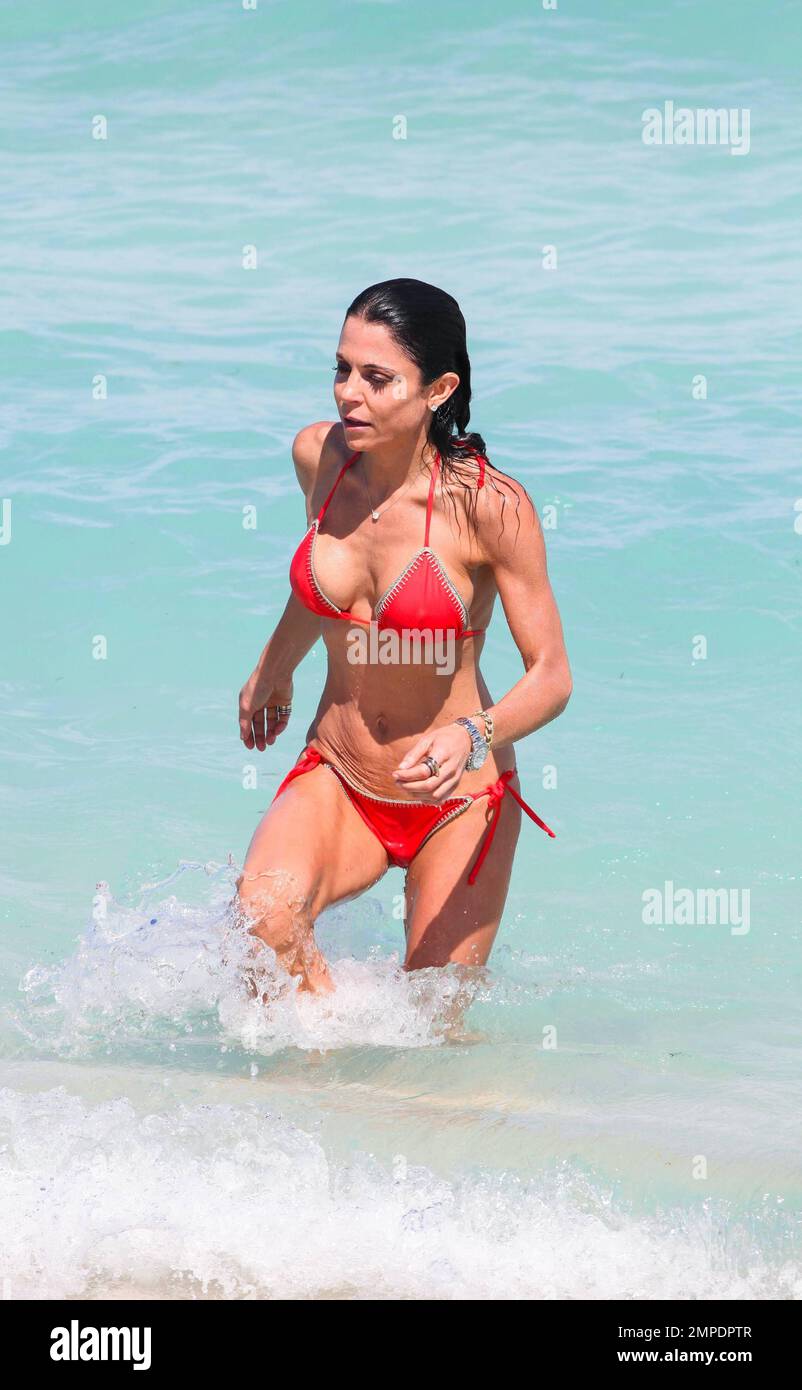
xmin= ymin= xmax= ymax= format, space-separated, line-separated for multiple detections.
xmin=344 ymin=277 xmax=530 ymax=538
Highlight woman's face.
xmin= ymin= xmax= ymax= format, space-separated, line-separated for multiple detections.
xmin=333 ymin=315 xmax=457 ymax=450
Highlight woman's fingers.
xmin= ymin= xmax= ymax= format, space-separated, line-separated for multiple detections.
xmin=394 ymin=750 xmax=450 ymax=786
xmin=392 ymin=725 xmax=472 ymax=801
xmin=252 ymin=706 xmax=267 ymax=752
xmin=393 ymin=760 xmax=436 ymax=786
xmin=264 ymin=705 xmax=292 ymax=746
xmin=394 ymin=755 xmax=460 ymax=801
xmin=240 ymin=691 xmax=292 ymax=750
xmin=239 ymin=707 xmax=255 ymax=748
xmin=239 ymin=672 xmax=293 ymax=750
xmin=407 ymin=772 xmax=460 ymax=802
xmin=396 ymin=737 xmax=428 ymax=769
xmin=393 ymin=736 xmax=434 ymax=782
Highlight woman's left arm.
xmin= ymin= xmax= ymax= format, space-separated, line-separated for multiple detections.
xmin=468 ymin=474 xmax=572 ymax=750
xmin=393 ymin=476 xmax=572 ymax=798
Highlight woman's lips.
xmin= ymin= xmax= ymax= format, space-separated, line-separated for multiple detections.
xmin=343 ymin=418 xmax=371 ymax=427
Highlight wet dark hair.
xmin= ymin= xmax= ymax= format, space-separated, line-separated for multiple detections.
xmin=344 ymin=277 xmax=531 ymax=539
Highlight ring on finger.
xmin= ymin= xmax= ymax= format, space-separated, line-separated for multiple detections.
xmin=423 ymin=754 xmax=440 ymax=778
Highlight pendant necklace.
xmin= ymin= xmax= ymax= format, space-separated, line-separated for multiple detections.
xmin=360 ymin=455 xmax=423 ymax=523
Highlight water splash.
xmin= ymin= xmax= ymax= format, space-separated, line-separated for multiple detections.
xmin=0 ymin=1085 xmax=797 ymax=1302
xmin=12 ymin=864 xmax=494 ymax=1061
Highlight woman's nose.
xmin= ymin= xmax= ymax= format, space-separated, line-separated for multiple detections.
xmin=337 ymin=372 xmax=364 ymax=401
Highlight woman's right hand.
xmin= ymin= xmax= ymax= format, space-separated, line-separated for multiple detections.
xmin=238 ymin=670 xmax=293 ymax=751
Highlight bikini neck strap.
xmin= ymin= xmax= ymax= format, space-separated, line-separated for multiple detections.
xmin=318 ymin=446 xmax=483 ymax=537
xmin=424 ymin=448 xmax=488 ymax=544
xmin=316 ymin=450 xmax=361 ymax=523
xmin=424 ymin=450 xmax=440 ymax=547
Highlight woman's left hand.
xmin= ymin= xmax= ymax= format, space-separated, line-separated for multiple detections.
xmin=392 ymin=722 xmax=473 ymax=802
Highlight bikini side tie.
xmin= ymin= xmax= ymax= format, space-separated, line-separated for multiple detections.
xmin=467 ymin=770 xmax=556 ymax=886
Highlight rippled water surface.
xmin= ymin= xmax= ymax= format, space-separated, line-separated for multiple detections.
xmin=1 ymin=0 xmax=801 ymax=1298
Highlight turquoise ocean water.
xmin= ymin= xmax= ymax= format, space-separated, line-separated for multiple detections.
xmin=1 ymin=0 xmax=801 ymax=1298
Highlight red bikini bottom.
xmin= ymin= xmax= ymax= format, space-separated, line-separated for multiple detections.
xmin=271 ymin=744 xmax=555 ymax=886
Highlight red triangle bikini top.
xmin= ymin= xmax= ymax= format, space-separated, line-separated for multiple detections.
xmin=289 ymin=448 xmax=486 ymax=639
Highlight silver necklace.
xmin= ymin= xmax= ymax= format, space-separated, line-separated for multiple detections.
xmin=359 ymin=455 xmax=423 ymax=523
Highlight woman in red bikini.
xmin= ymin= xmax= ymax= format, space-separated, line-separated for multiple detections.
xmin=236 ymin=278 xmax=572 ymax=996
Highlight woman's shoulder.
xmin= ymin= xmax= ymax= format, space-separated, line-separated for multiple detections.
xmin=446 ymin=451 xmax=540 ymax=561
xmin=444 ymin=449 xmax=531 ymax=511
xmin=291 ymin=421 xmax=350 ymax=494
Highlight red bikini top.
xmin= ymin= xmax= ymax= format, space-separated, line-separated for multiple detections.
xmin=289 ymin=448 xmax=486 ymax=639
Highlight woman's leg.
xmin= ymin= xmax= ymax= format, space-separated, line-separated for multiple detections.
xmin=235 ymin=756 xmax=391 ymax=995
xmin=402 ymin=777 xmax=523 ymax=970
xmin=399 ymin=780 xmax=523 ymax=1038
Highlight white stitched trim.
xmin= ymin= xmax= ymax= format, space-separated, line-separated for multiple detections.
xmin=325 ymin=759 xmax=471 ymax=812
xmin=324 ymin=761 xmax=413 ymax=802
xmin=306 ymin=519 xmax=343 ymax=615
xmin=413 ymin=796 xmax=474 ymax=853
xmin=425 ymin=547 xmax=471 ymax=628
xmin=324 ymin=765 xmax=474 ymax=867
xmin=374 ymin=550 xmax=425 ymax=618
xmin=306 ymin=527 xmax=473 ymax=632
xmin=374 ymin=546 xmax=471 ymax=628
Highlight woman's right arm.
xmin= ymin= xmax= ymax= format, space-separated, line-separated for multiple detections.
xmin=238 ymin=422 xmax=331 ymax=752
xmin=238 ymin=597 xmax=322 ymax=751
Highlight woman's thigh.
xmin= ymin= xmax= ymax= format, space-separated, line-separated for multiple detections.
xmin=238 ymin=757 xmax=391 ymax=920
xmin=402 ymin=779 xmax=523 ymax=969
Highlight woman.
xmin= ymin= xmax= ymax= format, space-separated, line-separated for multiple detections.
xmin=235 ymin=278 xmax=572 ymax=998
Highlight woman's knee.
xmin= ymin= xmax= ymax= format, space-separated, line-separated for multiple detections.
xmin=235 ymin=864 xmax=315 ymax=953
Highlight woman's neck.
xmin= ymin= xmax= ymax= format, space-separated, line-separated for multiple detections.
xmin=358 ymin=431 xmax=434 ymax=495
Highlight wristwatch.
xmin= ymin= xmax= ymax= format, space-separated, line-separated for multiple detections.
xmin=455 ymin=716 xmax=488 ymax=770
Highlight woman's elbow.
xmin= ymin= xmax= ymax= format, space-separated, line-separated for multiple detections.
xmin=553 ymin=666 xmax=573 ymax=715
